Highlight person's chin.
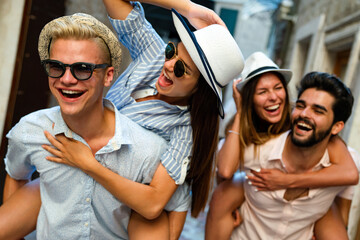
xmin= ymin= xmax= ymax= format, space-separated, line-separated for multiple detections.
xmin=156 ymin=80 xmax=173 ymax=95
xmin=263 ymin=113 xmax=282 ymax=124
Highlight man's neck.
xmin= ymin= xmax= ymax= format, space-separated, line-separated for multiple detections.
xmin=282 ymin=134 xmax=329 ymax=174
xmin=61 ymin=102 xmax=115 ymax=154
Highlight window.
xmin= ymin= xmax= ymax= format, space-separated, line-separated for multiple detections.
xmin=219 ymin=8 xmax=238 ymax=35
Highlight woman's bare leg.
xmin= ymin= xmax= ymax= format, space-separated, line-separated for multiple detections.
xmin=314 ymin=199 xmax=349 ymax=240
xmin=128 ymin=210 xmax=170 ymax=240
xmin=205 ymin=178 xmax=245 ymax=240
xmin=0 ymin=178 xmax=41 ymax=240
xmin=168 ymin=211 xmax=187 ymax=240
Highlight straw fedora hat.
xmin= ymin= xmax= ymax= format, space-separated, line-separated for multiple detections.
xmin=38 ymin=13 xmax=122 ymax=81
xmin=172 ymin=9 xmax=244 ymax=118
xmin=236 ymin=51 xmax=292 ymax=91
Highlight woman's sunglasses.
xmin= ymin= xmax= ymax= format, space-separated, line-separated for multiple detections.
xmin=165 ymin=42 xmax=188 ymax=78
xmin=41 ymin=59 xmax=110 ymax=81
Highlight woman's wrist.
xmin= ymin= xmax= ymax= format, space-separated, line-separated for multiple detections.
xmin=228 ymin=130 xmax=240 ymax=136
xmin=285 ymin=173 xmax=299 ymax=188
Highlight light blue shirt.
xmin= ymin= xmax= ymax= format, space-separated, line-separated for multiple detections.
xmin=5 ymin=100 xmax=166 ymax=240
xmin=106 ymin=2 xmax=192 ymax=185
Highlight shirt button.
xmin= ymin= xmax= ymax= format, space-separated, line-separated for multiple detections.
xmin=86 ymin=198 xmax=91 ymax=202
xmin=84 ymin=222 xmax=89 ymax=227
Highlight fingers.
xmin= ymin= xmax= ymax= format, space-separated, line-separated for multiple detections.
xmin=232 ymin=79 xmax=242 ymax=93
xmin=232 ymin=209 xmax=243 ymax=227
xmin=246 ymin=170 xmax=268 ymax=191
xmin=248 ymin=181 xmax=267 ymax=190
xmin=45 ymin=156 xmax=63 ymax=164
xmin=42 ymin=144 xmax=62 ymax=158
xmin=55 ymin=134 xmax=69 ymax=142
xmin=246 ymin=174 xmax=264 ymax=183
xmin=44 ymin=131 xmax=63 ymax=150
xmin=233 ymin=78 xmax=242 ymax=85
xmin=249 ymin=169 xmax=266 ymax=180
xmin=45 ymin=156 xmax=75 ymax=167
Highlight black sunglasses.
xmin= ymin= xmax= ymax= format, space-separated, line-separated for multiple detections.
xmin=165 ymin=42 xmax=188 ymax=78
xmin=41 ymin=59 xmax=110 ymax=81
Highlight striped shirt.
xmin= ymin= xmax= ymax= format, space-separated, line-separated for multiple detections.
xmin=106 ymin=2 xmax=192 ymax=185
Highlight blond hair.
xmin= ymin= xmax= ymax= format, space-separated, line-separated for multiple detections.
xmin=48 ymin=16 xmax=111 ymax=64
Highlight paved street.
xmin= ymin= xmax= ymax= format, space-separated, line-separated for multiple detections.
xmin=179 ymin=206 xmax=208 ymax=240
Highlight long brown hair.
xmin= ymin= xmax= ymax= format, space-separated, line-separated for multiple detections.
xmin=186 ymin=75 xmax=219 ymax=218
xmin=238 ymin=72 xmax=291 ymax=164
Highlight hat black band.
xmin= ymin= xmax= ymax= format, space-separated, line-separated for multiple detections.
xmin=246 ymin=66 xmax=278 ymax=80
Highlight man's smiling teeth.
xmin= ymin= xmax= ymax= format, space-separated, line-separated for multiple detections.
xmin=62 ymin=89 xmax=82 ymax=94
xmin=61 ymin=89 xmax=84 ymax=98
xmin=265 ymin=104 xmax=279 ymax=111
xmin=297 ymin=122 xmax=312 ymax=130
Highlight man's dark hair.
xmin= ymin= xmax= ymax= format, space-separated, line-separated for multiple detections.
xmin=297 ymin=71 xmax=354 ymax=124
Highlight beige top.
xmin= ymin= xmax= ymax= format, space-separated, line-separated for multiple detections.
xmin=231 ymin=131 xmax=358 ymax=240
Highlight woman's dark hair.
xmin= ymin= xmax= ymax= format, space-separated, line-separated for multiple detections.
xmin=186 ymin=75 xmax=219 ymax=218
xmin=297 ymin=72 xmax=354 ymax=124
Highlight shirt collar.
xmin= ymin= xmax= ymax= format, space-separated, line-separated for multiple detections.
xmin=267 ymin=131 xmax=331 ymax=170
xmin=267 ymin=131 xmax=289 ymax=162
xmin=106 ymin=99 xmax=134 ymax=150
xmin=51 ymin=109 xmax=73 ymax=138
xmin=50 ymin=99 xmax=134 ymax=153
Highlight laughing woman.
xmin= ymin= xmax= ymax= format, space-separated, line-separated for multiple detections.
xmin=0 ymin=0 xmax=244 ymax=239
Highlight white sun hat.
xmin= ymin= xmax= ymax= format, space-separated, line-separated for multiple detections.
xmin=236 ymin=51 xmax=292 ymax=91
xmin=172 ymin=9 xmax=244 ymax=119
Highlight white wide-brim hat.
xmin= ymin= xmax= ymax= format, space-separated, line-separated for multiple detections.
xmin=236 ymin=51 xmax=292 ymax=91
xmin=38 ymin=13 xmax=122 ymax=81
xmin=172 ymin=9 xmax=244 ymax=118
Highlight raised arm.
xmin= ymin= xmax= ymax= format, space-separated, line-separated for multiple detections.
xmin=43 ymin=131 xmax=177 ymax=220
xmin=102 ymin=0 xmax=133 ymax=20
xmin=103 ymin=0 xmax=225 ymax=28
xmin=248 ymin=135 xmax=359 ymax=190
xmin=217 ymin=79 xmax=242 ymax=179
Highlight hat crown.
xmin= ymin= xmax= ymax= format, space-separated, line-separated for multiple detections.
xmin=193 ymin=25 xmax=244 ymax=87
xmin=172 ymin=9 xmax=244 ymax=118
xmin=241 ymin=52 xmax=279 ymax=80
xmin=236 ymin=51 xmax=292 ymax=91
